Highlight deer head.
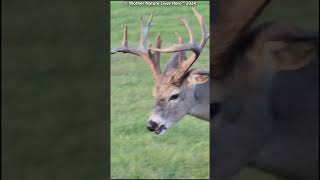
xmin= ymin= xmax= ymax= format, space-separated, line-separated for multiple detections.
xmin=111 ymin=8 xmax=209 ymax=135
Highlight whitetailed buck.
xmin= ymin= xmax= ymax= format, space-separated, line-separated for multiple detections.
xmin=112 ymin=2 xmax=318 ymax=180
xmin=212 ymin=0 xmax=319 ymax=180
xmin=111 ymin=8 xmax=210 ymax=135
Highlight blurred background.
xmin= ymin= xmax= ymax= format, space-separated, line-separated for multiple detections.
xmin=231 ymin=0 xmax=319 ymax=180
xmin=256 ymin=0 xmax=319 ymax=29
xmin=2 ymin=1 xmax=107 ymax=179
xmin=111 ymin=1 xmax=209 ymax=179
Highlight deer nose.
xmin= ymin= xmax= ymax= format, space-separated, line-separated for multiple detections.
xmin=146 ymin=120 xmax=158 ymax=132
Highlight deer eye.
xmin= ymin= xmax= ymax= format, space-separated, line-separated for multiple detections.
xmin=169 ymin=94 xmax=180 ymax=101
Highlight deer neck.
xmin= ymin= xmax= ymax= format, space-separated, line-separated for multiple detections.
xmin=187 ymin=81 xmax=210 ymax=121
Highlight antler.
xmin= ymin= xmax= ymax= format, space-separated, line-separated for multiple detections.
xmin=150 ymin=7 xmax=210 ymax=84
xmin=212 ymin=0 xmax=270 ymax=79
xmin=111 ymin=13 xmax=161 ymax=80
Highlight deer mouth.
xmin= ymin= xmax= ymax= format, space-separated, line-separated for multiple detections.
xmin=154 ymin=125 xmax=167 ymax=135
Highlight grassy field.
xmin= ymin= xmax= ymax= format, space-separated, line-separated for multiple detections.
xmin=110 ymin=1 xmax=210 ymax=179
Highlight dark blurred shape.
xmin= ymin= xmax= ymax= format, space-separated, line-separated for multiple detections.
xmin=2 ymin=0 xmax=108 ymax=179
xmin=210 ymin=0 xmax=319 ymax=180
xmin=146 ymin=120 xmax=158 ymax=132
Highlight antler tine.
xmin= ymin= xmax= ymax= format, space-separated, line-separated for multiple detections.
xmin=150 ymin=8 xmax=209 ymax=54
xmin=192 ymin=7 xmax=210 ymax=49
xmin=150 ymin=18 xmax=201 ymax=55
xmin=111 ymin=12 xmax=161 ymax=80
xmin=150 ymin=8 xmax=209 ymax=84
xmin=122 ymin=26 xmax=128 ymax=47
xmin=153 ymin=34 xmax=161 ymax=72
xmin=111 ymin=26 xmax=129 ymax=54
xmin=181 ymin=18 xmax=195 ymax=44
xmin=175 ymin=32 xmax=187 ymax=65
xmin=140 ymin=13 xmax=154 ymax=48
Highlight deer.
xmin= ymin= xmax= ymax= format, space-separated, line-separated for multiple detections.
xmin=111 ymin=2 xmax=319 ymax=180
xmin=111 ymin=7 xmax=210 ymax=135
xmin=211 ymin=0 xmax=319 ymax=180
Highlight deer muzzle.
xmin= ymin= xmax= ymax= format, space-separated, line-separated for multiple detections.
xmin=146 ymin=120 xmax=167 ymax=135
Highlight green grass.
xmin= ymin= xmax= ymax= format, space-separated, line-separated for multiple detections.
xmin=110 ymin=1 xmax=209 ymax=179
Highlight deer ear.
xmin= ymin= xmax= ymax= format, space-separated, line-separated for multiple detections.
xmin=264 ymin=38 xmax=318 ymax=71
xmin=164 ymin=53 xmax=180 ymax=73
xmin=187 ymin=70 xmax=209 ymax=85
